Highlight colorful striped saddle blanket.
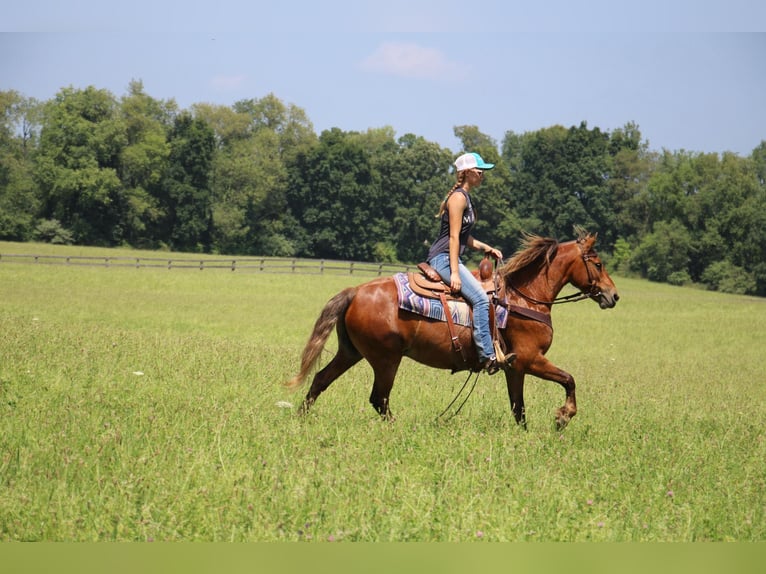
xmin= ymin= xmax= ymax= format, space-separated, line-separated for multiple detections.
xmin=393 ymin=272 xmax=508 ymax=328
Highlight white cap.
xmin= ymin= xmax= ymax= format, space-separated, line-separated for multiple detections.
xmin=454 ymin=152 xmax=495 ymax=172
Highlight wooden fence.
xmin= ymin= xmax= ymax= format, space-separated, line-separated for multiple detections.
xmin=0 ymin=252 xmax=416 ymax=277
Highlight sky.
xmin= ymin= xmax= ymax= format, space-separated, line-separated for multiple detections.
xmin=2 ymin=1 xmax=765 ymax=156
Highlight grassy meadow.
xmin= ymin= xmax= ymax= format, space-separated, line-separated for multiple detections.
xmin=0 ymin=241 xmax=764 ymax=542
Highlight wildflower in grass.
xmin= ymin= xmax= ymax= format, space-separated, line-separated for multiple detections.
xmin=132 ymin=371 xmax=144 ymax=376
xmin=475 ymin=530 xmax=484 ymax=538
xmin=586 ymin=499 xmax=594 ymax=506
xmin=667 ymin=490 xmax=674 ymax=498
xmin=276 ymin=401 xmax=293 ymax=409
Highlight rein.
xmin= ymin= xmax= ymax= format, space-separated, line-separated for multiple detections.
xmin=507 ymin=283 xmax=591 ymax=306
xmin=436 ymin=369 xmax=480 ymax=421
xmin=505 ymin=248 xmax=602 ymax=307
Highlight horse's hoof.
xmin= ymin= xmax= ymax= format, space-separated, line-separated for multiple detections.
xmin=299 ymin=399 xmax=314 ymax=415
xmin=555 ymin=409 xmax=571 ymax=431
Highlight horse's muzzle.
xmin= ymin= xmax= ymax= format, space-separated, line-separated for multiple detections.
xmin=597 ymin=290 xmax=619 ymax=309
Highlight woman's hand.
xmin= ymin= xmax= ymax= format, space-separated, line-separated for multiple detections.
xmin=449 ymin=271 xmax=461 ymax=292
xmin=486 ymin=246 xmax=503 ymax=261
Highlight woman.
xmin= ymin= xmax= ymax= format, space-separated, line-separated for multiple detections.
xmin=427 ymin=152 xmax=505 ymax=375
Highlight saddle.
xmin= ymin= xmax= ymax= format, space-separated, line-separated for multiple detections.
xmin=411 ymin=257 xmax=496 ymax=299
xmin=411 ymin=256 xmax=509 ymax=366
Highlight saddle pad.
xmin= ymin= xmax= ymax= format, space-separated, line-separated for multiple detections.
xmin=394 ymin=273 xmax=507 ymax=328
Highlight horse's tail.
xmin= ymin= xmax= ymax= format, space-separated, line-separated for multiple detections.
xmin=285 ymin=287 xmax=357 ymax=391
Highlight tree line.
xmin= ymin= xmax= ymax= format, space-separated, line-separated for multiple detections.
xmin=1 ymin=81 xmax=765 ymax=295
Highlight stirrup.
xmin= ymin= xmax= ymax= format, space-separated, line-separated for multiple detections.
xmin=493 ymin=340 xmax=516 ymax=367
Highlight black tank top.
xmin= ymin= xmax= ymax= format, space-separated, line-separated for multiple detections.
xmin=427 ymin=188 xmax=475 ymax=260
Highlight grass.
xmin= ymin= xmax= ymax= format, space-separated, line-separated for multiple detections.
xmin=0 ymin=241 xmax=765 ymax=541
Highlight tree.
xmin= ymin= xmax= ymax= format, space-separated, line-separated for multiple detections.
xmin=286 ymin=128 xmax=383 ymax=260
xmin=630 ymin=220 xmax=692 ymax=283
xmin=118 ymin=80 xmax=175 ymax=247
xmin=0 ymin=90 xmax=41 ymax=240
xmin=233 ymin=93 xmax=316 ymax=160
xmin=159 ymin=113 xmax=215 ymax=252
xmin=34 ymin=86 xmax=127 ymax=245
xmin=701 ymin=261 xmax=756 ymax=295
xmin=507 ymin=123 xmax=608 ymax=242
xmin=604 ymin=122 xmax=654 ymax=245
xmin=196 ymin=95 xmax=314 ymax=256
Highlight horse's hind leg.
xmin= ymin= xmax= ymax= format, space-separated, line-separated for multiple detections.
xmin=368 ymin=357 xmax=402 ymax=420
xmin=302 ymin=347 xmax=361 ymax=413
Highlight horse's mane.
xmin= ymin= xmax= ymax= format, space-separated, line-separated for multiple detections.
xmin=498 ymin=232 xmax=560 ymax=278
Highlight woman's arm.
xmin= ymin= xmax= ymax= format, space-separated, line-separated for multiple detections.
xmin=468 ymin=235 xmax=503 ymax=260
xmin=446 ymin=192 xmax=466 ymax=291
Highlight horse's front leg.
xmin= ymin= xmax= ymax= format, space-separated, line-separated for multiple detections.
xmin=527 ymin=356 xmax=577 ymax=430
xmin=504 ymin=368 xmax=527 ymax=429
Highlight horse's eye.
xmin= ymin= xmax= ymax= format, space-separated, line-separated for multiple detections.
xmin=595 ymin=263 xmax=602 ymax=270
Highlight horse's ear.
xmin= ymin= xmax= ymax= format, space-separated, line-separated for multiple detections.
xmin=584 ymin=232 xmax=597 ymax=250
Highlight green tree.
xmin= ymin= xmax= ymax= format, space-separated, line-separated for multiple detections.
xmin=159 ymin=113 xmax=215 ymax=252
xmin=701 ymin=260 xmax=756 ymax=295
xmin=604 ymin=122 xmax=654 ymax=245
xmin=630 ymin=220 xmax=692 ymax=283
xmin=118 ymin=80 xmax=175 ymax=247
xmin=0 ymin=90 xmax=41 ymax=240
xmin=196 ymin=95 xmax=316 ymax=256
xmin=34 ymin=86 xmax=127 ymax=245
xmin=286 ymin=128 xmax=382 ymax=260
xmin=507 ymin=123 xmax=606 ymax=242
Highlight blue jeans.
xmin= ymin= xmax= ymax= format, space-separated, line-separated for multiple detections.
xmin=428 ymin=252 xmax=494 ymax=362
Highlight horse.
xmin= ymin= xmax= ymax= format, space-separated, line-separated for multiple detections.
xmin=286 ymin=229 xmax=619 ymax=430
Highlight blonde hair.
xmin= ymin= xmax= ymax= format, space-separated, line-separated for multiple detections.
xmin=436 ymin=170 xmax=468 ymax=218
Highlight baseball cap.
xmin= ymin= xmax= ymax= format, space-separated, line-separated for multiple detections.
xmin=454 ymin=152 xmax=495 ymax=172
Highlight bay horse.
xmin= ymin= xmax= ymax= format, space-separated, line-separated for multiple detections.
xmin=286 ymin=229 xmax=619 ymax=430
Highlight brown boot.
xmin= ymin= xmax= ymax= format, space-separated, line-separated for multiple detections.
xmin=483 ymin=357 xmax=501 ymax=375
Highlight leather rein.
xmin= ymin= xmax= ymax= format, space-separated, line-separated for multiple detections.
xmin=505 ymin=247 xmax=603 ymax=307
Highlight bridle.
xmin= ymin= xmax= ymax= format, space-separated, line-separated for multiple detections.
xmin=506 ymin=242 xmax=603 ymax=307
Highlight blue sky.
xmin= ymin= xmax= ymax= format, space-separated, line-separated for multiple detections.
xmin=2 ymin=1 xmax=765 ymax=155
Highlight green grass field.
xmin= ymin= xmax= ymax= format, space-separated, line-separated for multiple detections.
xmin=1 ymin=241 xmax=764 ymax=541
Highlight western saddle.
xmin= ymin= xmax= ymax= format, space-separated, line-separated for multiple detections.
xmin=410 ymin=256 xmax=512 ymax=369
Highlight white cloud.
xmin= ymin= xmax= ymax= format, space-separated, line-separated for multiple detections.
xmin=360 ymin=42 xmax=463 ymax=80
xmin=210 ymin=74 xmax=247 ymax=91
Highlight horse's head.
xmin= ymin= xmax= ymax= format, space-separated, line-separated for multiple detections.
xmin=571 ymin=233 xmax=619 ymax=309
